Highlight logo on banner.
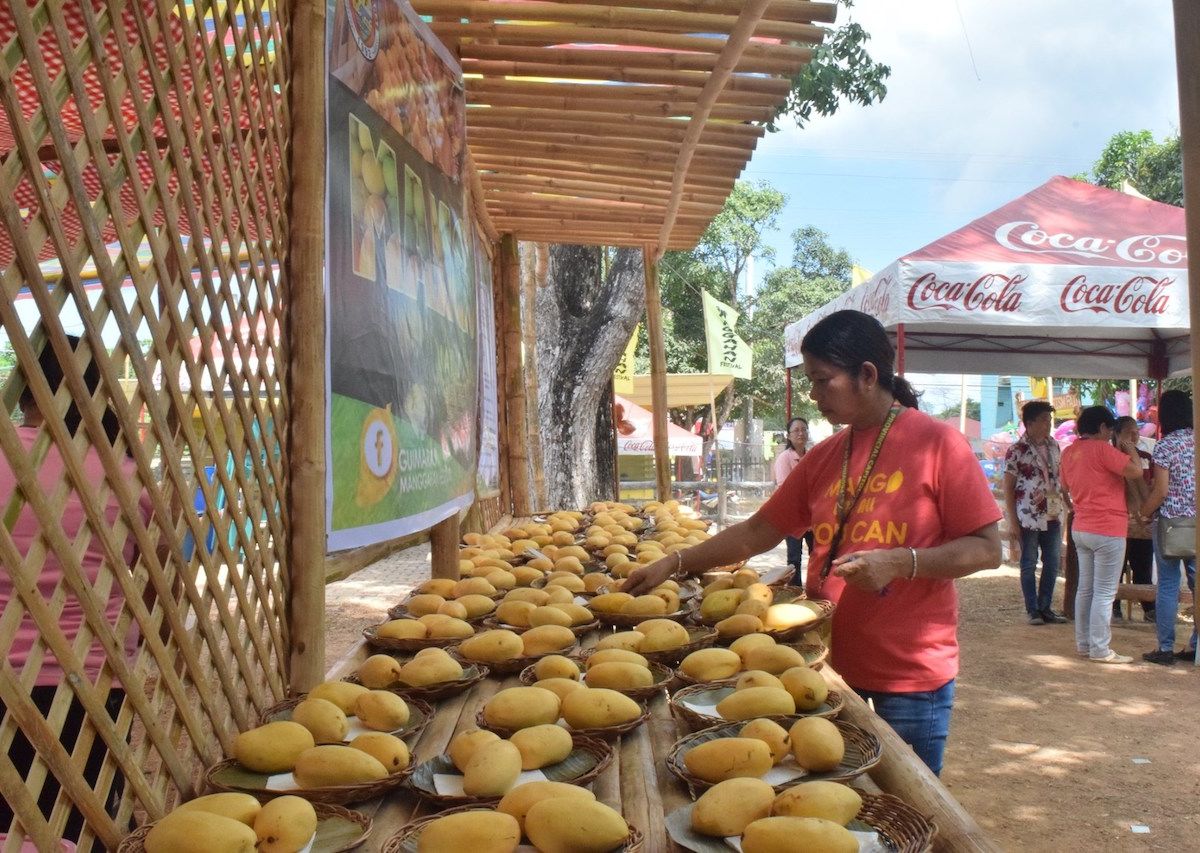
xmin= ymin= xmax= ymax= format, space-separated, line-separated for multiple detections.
xmin=994 ymin=221 xmax=1187 ymax=264
xmin=906 ymin=272 xmax=1024 ymax=313
xmin=347 ymin=0 xmax=381 ymax=60
xmin=1059 ymin=275 xmax=1174 ymax=315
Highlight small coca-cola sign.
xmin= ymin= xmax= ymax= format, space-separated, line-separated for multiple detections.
xmin=1059 ymin=274 xmax=1174 ymax=315
xmin=906 ymin=272 xmax=1024 ymax=313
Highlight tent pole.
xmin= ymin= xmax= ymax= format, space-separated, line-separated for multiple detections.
xmin=896 ymin=323 xmax=906 ymax=375
xmin=643 ymin=247 xmax=672 ymax=502
xmin=785 ymin=366 xmax=792 ymax=422
xmin=1174 ymin=0 xmax=1200 ymax=577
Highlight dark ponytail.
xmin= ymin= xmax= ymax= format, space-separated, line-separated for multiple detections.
xmin=801 ymin=310 xmax=921 ymax=409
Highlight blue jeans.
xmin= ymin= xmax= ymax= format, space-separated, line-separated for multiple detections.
xmin=1019 ymin=522 xmax=1062 ymax=615
xmin=786 ymin=532 xmax=815 ymax=585
xmin=1072 ymin=530 xmax=1125 ymax=658
xmin=857 ymin=679 xmax=955 ymax=776
xmin=1153 ymin=522 xmax=1197 ymax=652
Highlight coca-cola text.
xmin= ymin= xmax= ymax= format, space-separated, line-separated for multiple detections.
xmin=907 ymin=272 xmax=1024 ymax=313
xmin=1059 ymin=275 xmax=1173 ymax=315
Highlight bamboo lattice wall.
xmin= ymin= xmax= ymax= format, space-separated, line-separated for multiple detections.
xmin=0 ymin=1 xmax=290 ymax=849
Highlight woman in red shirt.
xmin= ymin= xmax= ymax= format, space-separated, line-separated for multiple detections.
xmin=627 ymin=310 xmax=1002 ymax=774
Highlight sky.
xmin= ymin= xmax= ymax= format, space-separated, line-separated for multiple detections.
xmin=740 ymin=0 xmax=1182 ymax=413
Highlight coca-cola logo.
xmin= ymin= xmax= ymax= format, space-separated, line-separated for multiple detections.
xmin=1059 ymin=275 xmax=1174 ymax=315
xmin=994 ymin=221 xmax=1187 ymax=264
xmin=907 ymin=272 xmax=1024 ymax=312
xmin=855 ymin=276 xmax=892 ymax=317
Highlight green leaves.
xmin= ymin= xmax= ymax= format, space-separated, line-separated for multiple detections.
xmin=1084 ymin=129 xmax=1182 ymax=206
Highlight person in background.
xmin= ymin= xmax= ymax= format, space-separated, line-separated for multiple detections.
xmin=773 ymin=416 xmax=814 ymax=583
xmin=1059 ymin=406 xmax=1143 ymax=664
xmin=1003 ymin=401 xmax=1069 ymax=625
xmin=1140 ymin=390 xmax=1196 ymax=666
xmin=1112 ymin=416 xmax=1154 ymax=623
xmin=625 ymin=310 xmax=1002 ymax=775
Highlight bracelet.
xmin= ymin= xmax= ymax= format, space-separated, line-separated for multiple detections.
xmin=908 ymin=547 xmax=918 ymax=580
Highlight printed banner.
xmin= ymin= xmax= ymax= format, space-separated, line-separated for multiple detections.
xmin=702 ymin=291 xmax=752 ymax=379
xmin=613 ymin=325 xmax=639 ymax=394
xmin=325 ymin=0 xmax=476 ymax=550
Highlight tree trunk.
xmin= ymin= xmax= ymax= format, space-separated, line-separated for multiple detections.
xmin=533 ymin=244 xmax=645 ymax=507
xmin=594 ymin=381 xmax=617 ymax=501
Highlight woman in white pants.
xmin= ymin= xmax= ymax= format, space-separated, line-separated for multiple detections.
xmin=1060 ymin=406 xmax=1143 ymax=663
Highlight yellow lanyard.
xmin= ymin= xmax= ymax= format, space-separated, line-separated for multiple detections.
xmin=819 ymin=405 xmax=901 ymax=583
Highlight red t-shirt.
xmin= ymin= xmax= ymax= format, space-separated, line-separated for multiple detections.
xmin=1060 ymin=438 xmax=1130 ymax=538
xmin=757 ymin=407 xmax=1001 ymax=693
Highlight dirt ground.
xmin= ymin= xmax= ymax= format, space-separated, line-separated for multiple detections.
xmin=326 ymin=547 xmax=1200 ymax=852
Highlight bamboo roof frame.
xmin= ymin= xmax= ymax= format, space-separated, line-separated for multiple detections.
xmin=416 ymin=0 xmax=839 ymax=252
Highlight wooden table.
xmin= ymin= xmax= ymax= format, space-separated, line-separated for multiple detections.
xmin=326 ymin=630 xmax=1000 ymax=852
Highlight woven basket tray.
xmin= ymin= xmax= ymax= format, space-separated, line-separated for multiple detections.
xmin=361 ymin=625 xmax=462 ymax=653
xmin=381 ymin=803 xmax=645 ymax=853
xmin=205 ymin=758 xmax=414 ymax=806
xmin=480 ymin=616 xmax=601 ymax=638
xmin=519 ymin=660 xmax=676 ymax=703
xmin=117 ymin=803 xmax=373 ymax=853
xmin=672 ymin=642 xmax=829 ymax=689
xmin=594 ymin=607 xmax=690 ymax=629
xmin=404 ymin=733 xmax=613 ymax=807
xmin=694 ymin=598 xmax=835 ymax=645
xmin=449 ymin=641 xmax=580 ymax=676
xmin=475 ymin=703 xmax=652 ymax=741
xmin=634 ymin=626 xmax=718 ymax=668
xmin=668 ymin=683 xmax=844 ymax=732
xmin=666 ymin=717 xmax=882 ymax=797
xmin=664 ymin=790 xmax=936 ymax=853
xmin=259 ymin=695 xmax=434 ymax=744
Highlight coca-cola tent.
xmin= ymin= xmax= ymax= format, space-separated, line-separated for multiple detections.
xmin=614 ymin=395 xmax=703 ymax=457
xmin=784 ymin=177 xmax=1189 ymax=379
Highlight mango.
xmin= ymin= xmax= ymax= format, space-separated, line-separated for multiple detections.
xmin=636 ymin=619 xmax=689 ymax=648
xmin=763 ymin=602 xmax=821 ymax=631
xmin=551 ymin=602 xmax=594 ymax=626
xmin=585 ymin=661 xmax=654 ymax=691
xmin=357 ymin=654 xmax=403 ymax=688
xmin=790 ymin=717 xmax=845 ymax=772
xmin=174 ymin=792 xmax=260 ymax=826
xmin=460 ymin=629 xmax=525 ymax=662
xmin=522 ymin=624 xmax=576 ymax=656
xmin=497 ymin=780 xmax=595 ymax=834
xmin=145 ymin=811 xmax=257 ymax=853
xmin=513 ymin=565 xmax=545 ymax=586
xmin=700 ymin=588 xmax=745 ymax=622
xmin=533 ymin=677 xmax=586 ymax=701
xmin=680 ymin=647 xmax=742 ymax=682
xmin=416 ymin=810 xmax=520 ymax=853
xmin=463 ymin=739 xmax=522 ymax=796
xmin=716 ymin=686 xmax=796 ymax=721
xmin=524 ymin=798 xmax=629 ymax=853
xmin=733 ymin=569 xmax=760 ymax=588
xmin=418 ymin=578 xmax=457 ymax=597
xmin=437 ymin=600 xmax=470 ymax=620
xmin=744 ymin=644 xmax=806 ymax=675
xmin=424 ymin=616 xmax=474 ymax=639
xmin=349 ymin=731 xmax=410 ymax=773
xmin=484 ymin=686 xmax=561 ymax=730
xmin=355 ymin=690 xmax=410 ymax=731
xmin=485 ymin=570 xmax=517 ymax=591
xmin=589 ymin=592 xmax=633 ymax=614
xmin=595 ymin=631 xmax=644 ymax=652
xmin=399 ymin=653 xmax=463 ymax=687
xmin=730 ymin=633 xmax=777 ymax=666
xmin=533 ymin=654 xmax=580 ymax=681
xmin=497 ymin=600 xmax=537 ymax=627
xmin=505 ymin=587 xmax=550 ymax=606
xmin=449 ymin=728 xmax=501 ymax=772
xmin=406 ymin=593 xmax=445 ymax=617
xmin=735 ymin=671 xmax=785 ymax=692
xmin=690 ymin=777 xmax=775 ymax=837
xmin=735 ymin=599 xmax=770 ymax=619
xmin=376 ymin=619 xmax=428 ymax=641
xmin=544 ymin=585 xmax=576 ymax=604
xmin=253 ymin=795 xmax=318 ymax=853
xmin=741 ymin=816 xmax=858 ymax=853
xmin=780 ymin=666 xmax=829 ymax=711
xmin=716 ymin=613 xmax=764 ymax=638
xmin=561 ymin=687 xmax=641 ymax=729
xmin=292 ymin=696 xmax=350 ymax=743
xmin=703 ymin=577 xmax=735 ymax=596
xmin=771 ymin=780 xmax=862 ymax=825
xmin=622 ymin=594 xmax=668 ymax=616
xmin=529 ymin=605 xmax=573 ymax=628
xmin=509 ymin=723 xmax=574 ymax=769
xmin=293 ymin=744 xmax=388 ymax=787
xmin=683 ymin=737 xmax=773 ymax=783
xmin=740 ymin=718 xmax=791 ymax=765
xmin=454 ymin=577 xmax=497 ymax=598
xmin=233 ymin=721 xmax=314 ymax=773
xmin=457 ymin=593 xmax=497 ymax=618
xmin=586 ymin=649 xmax=648 ymax=669
xmin=306 ymin=681 xmax=370 ymax=716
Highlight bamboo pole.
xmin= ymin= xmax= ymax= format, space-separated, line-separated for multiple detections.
xmin=643 ymin=248 xmax=672 ymax=501
xmin=462 ymin=59 xmax=793 ymax=96
xmin=429 ymin=515 xmax=461 ymax=580
xmin=654 ymin=0 xmax=776 ymax=260
xmin=469 ymin=126 xmax=756 ymax=158
xmin=466 ymin=105 xmax=765 ymax=142
xmin=1174 ymin=0 xmax=1200 ymax=563
xmin=473 ymin=154 xmax=739 ymax=188
xmin=466 ymin=91 xmax=774 ymax=123
xmin=458 ymin=43 xmax=811 ymax=77
xmin=465 ymin=149 xmax=499 ymax=244
xmin=500 ymin=234 xmax=532 ymax=515
xmin=471 ymin=139 xmax=748 ymax=171
xmin=550 ymin=0 xmax=838 ymax=22
xmin=468 ymin=78 xmax=781 ymax=109
xmin=286 ymin=0 xmax=327 ymax=692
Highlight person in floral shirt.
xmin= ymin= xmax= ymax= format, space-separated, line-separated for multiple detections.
xmin=1004 ymin=401 xmax=1069 ymax=625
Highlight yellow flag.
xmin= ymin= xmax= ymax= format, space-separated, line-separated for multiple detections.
xmin=613 ymin=325 xmax=639 ymax=393
xmin=851 ymin=265 xmax=873 ymax=287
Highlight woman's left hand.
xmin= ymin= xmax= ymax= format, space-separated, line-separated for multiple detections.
xmin=831 ymin=548 xmax=907 ymax=593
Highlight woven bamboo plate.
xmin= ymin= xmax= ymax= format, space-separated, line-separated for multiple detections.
xmin=480 ymin=616 xmax=601 ymax=638
xmin=667 ymin=718 xmax=882 ymax=797
xmin=449 ymin=641 xmax=581 ymax=676
xmin=405 ymin=733 xmax=613 ymax=806
xmin=519 ymin=660 xmax=676 ymax=702
xmin=381 ymin=803 xmax=645 ymax=853
xmin=664 ymin=790 xmax=936 ymax=853
xmin=205 ymin=759 xmax=414 ymax=806
xmin=475 ymin=703 xmax=652 ymax=741
xmin=668 ymin=684 xmax=844 ymax=732
xmin=391 ymin=663 xmax=489 ymax=703
xmin=672 ymin=642 xmax=829 ymax=689
xmin=117 ymin=803 xmax=373 ymax=853
xmin=361 ymin=625 xmax=462 ymax=653
xmin=692 ymin=599 xmax=836 ymax=645
xmin=594 ymin=607 xmax=690 ymax=629
xmin=260 ymin=695 xmax=434 ymax=744
xmin=636 ymin=626 xmax=718 ymax=667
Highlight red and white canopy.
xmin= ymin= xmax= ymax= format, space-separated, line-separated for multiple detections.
xmin=784 ymin=177 xmax=1190 ymax=379
xmin=614 ymin=395 xmax=702 ymax=457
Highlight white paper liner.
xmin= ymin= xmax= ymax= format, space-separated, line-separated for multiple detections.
xmin=726 ymin=830 xmax=883 ymax=852
xmin=679 ymin=697 xmax=722 ymax=718
xmin=264 ymin=772 xmax=300 ymax=791
xmin=432 ymin=768 xmax=549 ymax=796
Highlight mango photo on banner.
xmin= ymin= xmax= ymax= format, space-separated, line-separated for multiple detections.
xmin=355 ymin=405 xmax=398 ymax=507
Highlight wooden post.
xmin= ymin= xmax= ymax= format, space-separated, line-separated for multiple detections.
xmin=642 ymin=247 xmax=671 ymax=501
xmin=521 ymin=244 xmax=547 ymax=507
xmin=430 ymin=514 xmax=461 ymax=579
xmin=896 ymin=322 xmax=906 ymax=376
xmin=500 ymin=234 xmax=531 ymax=515
xmin=286 ymin=0 xmax=327 ymax=693
xmin=784 ymin=366 xmax=792 ymax=422
xmin=1175 ymin=0 xmax=1200 ymax=564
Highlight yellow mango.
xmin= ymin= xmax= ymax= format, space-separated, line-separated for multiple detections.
xmin=406 ymin=594 xmax=446 ymax=617
xmin=174 ymin=792 xmax=260 ymax=826
xmin=463 ymin=739 xmax=522 ymax=796
xmin=524 ymin=798 xmax=629 ymax=853
xmin=508 ymin=723 xmax=574 ymax=769
xmin=307 ymin=681 xmax=370 ymax=716
xmin=529 ymin=605 xmax=573 ymax=628
xmin=484 ymin=686 xmax=562 ymax=730
xmin=771 ymin=780 xmax=862 ymax=825
xmin=448 ymin=728 xmax=501 ymax=772
xmin=357 ymin=654 xmax=403 ymax=689
xmin=716 ymin=613 xmax=764 ymax=638
xmin=399 ymin=653 xmax=463 ymax=687
xmin=145 ymin=811 xmax=257 ymax=853
xmin=621 ymin=594 xmax=667 ymax=616
xmin=349 ymin=731 xmax=410 ymax=774
xmin=716 ymin=687 xmax=796 ymax=721
xmin=521 ymin=624 xmax=576 ymax=656
xmin=354 ymin=690 xmax=410 ymax=731
xmin=680 ymin=647 xmax=742 ymax=682
xmin=789 ymin=717 xmax=845 ymax=772
xmin=533 ymin=654 xmax=581 ymax=681
xmin=730 ymin=633 xmax=777 ymax=666
xmin=589 ymin=592 xmax=634 ymax=614
xmin=505 ymin=587 xmax=550 ymax=606
xmin=741 ymin=816 xmax=858 ymax=853
xmin=683 ymin=737 xmax=773 ymax=783
xmin=690 ymin=777 xmax=775 ymax=837
xmin=740 ymin=718 xmax=791 ymax=765
xmin=416 ymin=810 xmax=520 ymax=853
xmin=780 ymin=666 xmax=829 ymax=711
xmin=735 ymin=671 xmax=785 ymax=692
xmin=496 ymin=600 xmax=537 ymax=628
xmin=233 ymin=722 xmax=314 ymax=773
xmin=290 ymin=697 xmax=349 ymax=744
xmin=584 ymin=661 xmax=654 ymax=691
xmin=561 ymin=687 xmax=642 ymax=729
xmin=253 ymin=796 xmax=318 ymax=853
xmin=376 ymin=619 xmax=428 ymax=641
xmin=744 ymin=644 xmax=807 ymax=675
xmin=424 ymin=616 xmax=474 ymax=639
xmin=497 ymin=780 xmax=595 ymax=834
xmin=762 ymin=602 xmax=821 ymax=631
xmin=457 ymin=593 xmax=498 ymax=618
xmin=551 ymin=602 xmax=594 ymax=626
xmin=293 ymin=744 xmax=388 ymax=787
xmin=700 ymin=589 xmax=745 ymax=622
xmin=459 ymin=629 xmax=525 ymax=662
xmin=419 ymin=578 xmax=457 ymax=597
xmin=533 ymin=677 xmax=587 ymax=702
